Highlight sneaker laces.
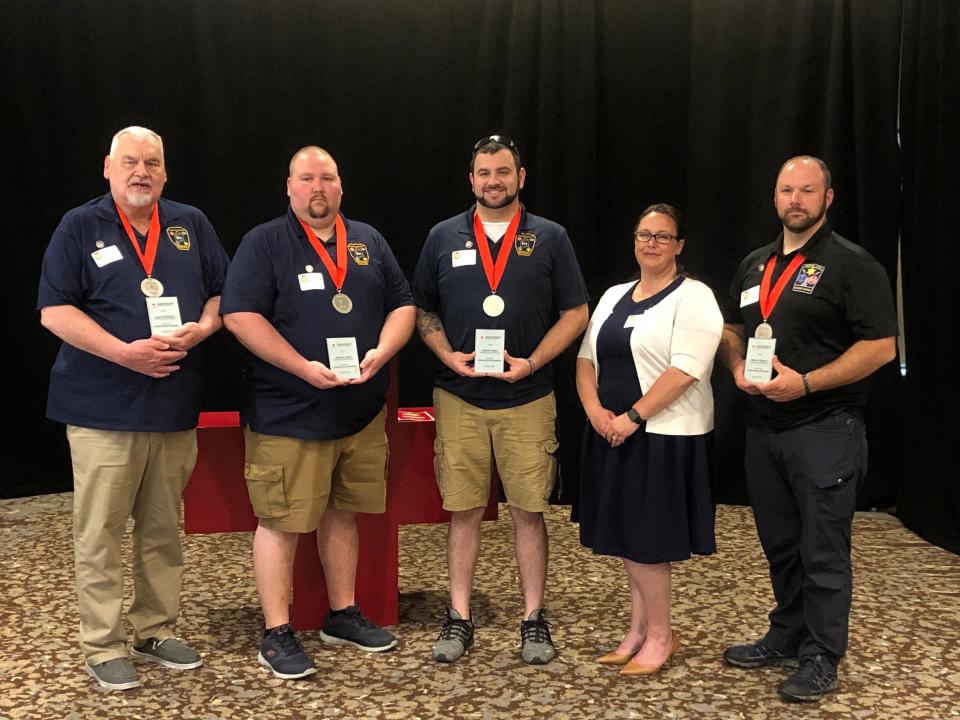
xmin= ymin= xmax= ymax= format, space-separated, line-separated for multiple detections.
xmin=438 ymin=615 xmax=473 ymax=643
xmin=270 ymin=627 xmax=304 ymax=655
xmin=521 ymin=617 xmax=552 ymax=645
xmin=795 ymin=656 xmax=834 ymax=686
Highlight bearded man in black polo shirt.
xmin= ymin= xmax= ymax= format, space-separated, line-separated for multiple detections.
xmin=718 ymin=156 xmax=898 ymax=702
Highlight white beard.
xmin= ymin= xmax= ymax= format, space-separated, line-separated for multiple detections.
xmin=125 ymin=190 xmax=153 ymax=207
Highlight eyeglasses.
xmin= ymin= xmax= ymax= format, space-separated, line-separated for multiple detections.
xmin=634 ymin=231 xmax=678 ymax=244
xmin=473 ymin=134 xmax=518 ymax=152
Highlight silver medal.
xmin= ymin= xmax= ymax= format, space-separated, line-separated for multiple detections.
xmin=332 ymin=292 xmax=353 ymax=314
xmin=755 ymin=322 xmax=773 ymax=339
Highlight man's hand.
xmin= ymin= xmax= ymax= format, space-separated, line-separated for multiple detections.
xmin=301 ymin=361 xmax=351 ymax=390
xmin=443 ymin=350 xmax=481 ymax=377
xmin=120 ymin=338 xmax=187 ymax=378
xmin=755 ymin=355 xmax=805 ymax=402
xmin=351 ymin=347 xmax=386 ymax=385
xmin=154 ymin=322 xmax=208 ymax=352
xmin=486 ymin=351 xmax=532 ymax=383
xmin=731 ymin=358 xmax=763 ymax=396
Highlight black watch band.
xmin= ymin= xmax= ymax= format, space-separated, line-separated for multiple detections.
xmin=626 ymin=408 xmax=644 ymax=425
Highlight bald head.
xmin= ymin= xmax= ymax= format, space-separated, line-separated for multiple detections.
xmin=289 ymin=146 xmax=336 ymax=177
xmin=776 ymin=155 xmax=832 ymax=192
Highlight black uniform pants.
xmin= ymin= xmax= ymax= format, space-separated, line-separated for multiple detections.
xmin=745 ymin=410 xmax=867 ymax=664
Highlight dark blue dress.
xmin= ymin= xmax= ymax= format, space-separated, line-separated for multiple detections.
xmin=578 ymin=279 xmax=716 ymax=564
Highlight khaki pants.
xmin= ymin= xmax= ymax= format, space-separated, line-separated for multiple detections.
xmin=67 ymin=426 xmax=197 ymax=665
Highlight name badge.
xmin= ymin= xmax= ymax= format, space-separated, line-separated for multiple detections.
xmin=146 ymin=296 xmax=182 ymax=336
xmin=298 ymin=272 xmax=325 ymax=291
xmin=474 ymin=329 xmax=505 ymax=373
xmin=744 ymin=337 xmax=776 ymax=383
xmin=452 ymin=249 xmax=477 ymax=267
xmin=623 ymin=314 xmax=641 ymax=328
xmin=92 ymin=245 xmax=123 ymax=267
xmin=326 ymin=337 xmax=361 ymax=380
xmin=740 ymin=285 xmax=760 ymax=307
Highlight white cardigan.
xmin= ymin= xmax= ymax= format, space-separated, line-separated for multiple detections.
xmin=577 ymin=278 xmax=723 ymax=436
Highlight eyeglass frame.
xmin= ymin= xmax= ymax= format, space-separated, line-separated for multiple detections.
xmin=634 ymin=230 xmax=679 ymax=244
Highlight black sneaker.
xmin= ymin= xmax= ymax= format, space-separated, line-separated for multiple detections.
xmin=432 ymin=608 xmax=474 ymax=663
xmin=520 ymin=608 xmax=556 ymax=665
xmin=257 ymin=624 xmax=318 ymax=680
xmin=723 ymin=640 xmax=799 ymax=669
xmin=778 ymin=655 xmax=839 ymax=702
xmin=319 ymin=604 xmax=397 ymax=652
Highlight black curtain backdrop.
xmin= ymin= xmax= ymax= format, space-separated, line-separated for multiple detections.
xmin=3 ymin=1 xmax=956 ymax=551
xmin=897 ymin=0 xmax=960 ymax=554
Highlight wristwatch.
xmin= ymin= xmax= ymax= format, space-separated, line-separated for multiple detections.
xmin=626 ymin=408 xmax=645 ymax=425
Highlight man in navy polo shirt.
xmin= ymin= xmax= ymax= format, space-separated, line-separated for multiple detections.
xmin=221 ymin=146 xmax=415 ymax=680
xmin=38 ymin=126 xmax=229 ymax=690
xmin=718 ymin=156 xmax=897 ymax=702
xmin=412 ymin=135 xmax=589 ymax=665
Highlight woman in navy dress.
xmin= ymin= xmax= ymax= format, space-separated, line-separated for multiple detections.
xmin=576 ymin=204 xmax=723 ymax=675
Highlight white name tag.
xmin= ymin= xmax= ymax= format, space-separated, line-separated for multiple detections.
xmin=451 ymin=249 xmax=477 ymax=267
xmin=623 ymin=314 xmax=641 ymax=328
xmin=298 ymin=272 xmax=325 ymax=291
xmin=744 ymin=337 xmax=776 ymax=383
xmin=326 ymin=337 xmax=361 ymax=380
xmin=740 ymin=285 xmax=760 ymax=307
xmin=146 ymin=296 xmax=182 ymax=336
xmin=474 ymin=329 xmax=505 ymax=373
xmin=91 ymin=245 xmax=123 ymax=267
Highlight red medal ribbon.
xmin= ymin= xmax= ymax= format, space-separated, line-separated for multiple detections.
xmin=759 ymin=252 xmax=806 ymax=322
xmin=297 ymin=215 xmax=348 ymax=292
xmin=115 ymin=202 xmax=161 ymax=277
xmin=473 ymin=207 xmax=522 ymax=294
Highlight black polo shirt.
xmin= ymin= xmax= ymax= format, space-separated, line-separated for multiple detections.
xmin=221 ymin=208 xmax=413 ymax=440
xmin=412 ymin=206 xmax=588 ymax=409
xmin=725 ymin=223 xmax=898 ymax=429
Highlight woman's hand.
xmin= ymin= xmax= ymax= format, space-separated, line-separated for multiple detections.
xmin=606 ymin=412 xmax=641 ymax=447
xmin=587 ymin=406 xmax=617 ymax=438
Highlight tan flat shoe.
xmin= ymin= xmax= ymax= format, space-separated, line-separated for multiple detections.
xmin=620 ymin=633 xmax=681 ymax=676
xmin=597 ymin=651 xmax=633 ymax=666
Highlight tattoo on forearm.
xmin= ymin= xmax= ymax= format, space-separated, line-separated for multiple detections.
xmin=416 ymin=308 xmax=443 ymax=338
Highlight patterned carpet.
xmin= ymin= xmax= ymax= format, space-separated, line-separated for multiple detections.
xmin=1 ymin=494 xmax=958 ymax=720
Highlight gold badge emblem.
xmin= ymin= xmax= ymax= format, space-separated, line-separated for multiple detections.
xmin=347 ymin=243 xmax=369 ymax=266
xmin=166 ymin=226 xmax=191 ymax=251
xmin=514 ymin=232 xmax=537 ymax=256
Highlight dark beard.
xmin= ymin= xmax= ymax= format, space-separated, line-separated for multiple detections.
xmin=781 ymin=199 xmax=827 ymax=233
xmin=477 ymin=188 xmax=518 ymax=209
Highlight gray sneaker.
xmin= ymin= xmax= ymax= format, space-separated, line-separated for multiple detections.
xmin=131 ymin=637 xmax=203 ymax=669
xmin=432 ymin=608 xmax=474 ymax=663
xmin=520 ymin=609 xmax=556 ymax=665
xmin=85 ymin=657 xmax=142 ymax=691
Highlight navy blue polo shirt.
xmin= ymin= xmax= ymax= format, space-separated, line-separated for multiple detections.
xmin=37 ymin=193 xmax=229 ymax=432
xmin=724 ymin=223 xmax=898 ymax=429
xmin=412 ymin=205 xmax=588 ymax=409
xmin=220 ymin=208 xmax=413 ymax=440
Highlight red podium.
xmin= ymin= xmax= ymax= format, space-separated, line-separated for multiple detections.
xmin=183 ymin=365 xmax=498 ymax=629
